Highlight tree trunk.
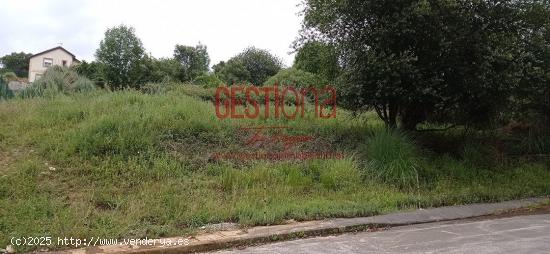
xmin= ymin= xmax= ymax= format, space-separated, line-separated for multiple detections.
xmin=388 ymin=102 xmax=398 ymax=129
xmin=374 ymin=103 xmax=398 ymax=129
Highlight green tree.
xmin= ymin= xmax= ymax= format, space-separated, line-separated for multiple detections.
xmin=293 ymin=41 xmax=339 ymax=82
xmin=142 ymin=55 xmax=181 ymax=83
xmin=0 ymin=52 xmax=32 ymax=77
xmin=173 ymin=43 xmax=210 ymax=81
xmin=73 ymin=60 xmax=106 ymax=87
xmin=300 ymin=0 xmax=530 ymax=129
xmin=213 ymin=60 xmax=250 ymax=85
xmin=215 ymin=47 xmax=282 ymax=85
xmin=514 ymin=1 xmax=550 ymax=125
xmin=95 ymin=25 xmax=146 ymax=89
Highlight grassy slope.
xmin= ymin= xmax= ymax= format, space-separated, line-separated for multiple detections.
xmin=0 ymin=87 xmax=549 ymax=251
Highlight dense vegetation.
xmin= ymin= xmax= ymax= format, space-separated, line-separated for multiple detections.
xmin=1 ymin=84 xmax=549 ymax=252
xmin=300 ymin=0 xmax=550 ymax=130
xmin=263 ymin=68 xmax=326 ymax=88
xmin=0 ymin=52 xmax=32 ymax=77
xmin=1 ymin=0 xmax=550 ymax=252
xmin=213 ymin=47 xmax=283 ymax=85
xmin=292 ymin=41 xmax=340 ymax=83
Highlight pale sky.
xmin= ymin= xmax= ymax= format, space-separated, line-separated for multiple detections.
xmin=0 ymin=0 xmax=303 ymax=67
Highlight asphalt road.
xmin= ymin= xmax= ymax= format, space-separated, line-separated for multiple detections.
xmin=213 ymin=214 xmax=550 ymax=254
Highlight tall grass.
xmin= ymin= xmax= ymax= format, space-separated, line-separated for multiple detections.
xmin=1 ymin=86 xmax=550 ymax=252
xmin=0 ymin=78 xmax=14 ymax=100
xmin=18 ymin=66 xmax=95 ymax=98
xmin=461 ymin=141 xmax=494 ymax=168
xmin=363 ymin=129 xmax=420 ymax=189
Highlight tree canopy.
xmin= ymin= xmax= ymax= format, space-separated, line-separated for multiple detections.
xmin=95 ymin=25 xmax=146 ymax=88
xmin=0 ymin=52 xmax=32 ymax=78
xmin=293 ymin=41 xmax=339 ymax=83
xmin=300 ymin=0 xmax=550 ymax=129
xmin=214 ymin=47 xmax=282 ymax=85
xmin=173 ymin=43 xmax=210 ymax=81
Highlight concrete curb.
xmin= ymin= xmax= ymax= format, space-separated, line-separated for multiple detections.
xmin=59 ymin=197 xmax=549 ymax=254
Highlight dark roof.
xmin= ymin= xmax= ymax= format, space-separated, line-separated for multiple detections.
xmin=30 ymin=46 xmax=79 ymax=62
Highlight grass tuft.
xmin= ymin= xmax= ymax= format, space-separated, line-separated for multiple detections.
xmin=363 ymin=129 xmax=420 ymax=189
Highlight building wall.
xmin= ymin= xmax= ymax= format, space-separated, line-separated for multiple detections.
xmin=28 ymin=49 xmax=76 ymax=82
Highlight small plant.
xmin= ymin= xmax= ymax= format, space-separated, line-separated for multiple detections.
xmin=363 ymin=129 xmax=420 ymax=189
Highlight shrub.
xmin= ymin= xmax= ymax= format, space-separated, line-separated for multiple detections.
xmin=193 ymin=73 xmax=223 ymax=88
xmin=263 ymin=68 xmax=327 ymax=88
xmin=363 ymin=129 xmax=420 ymax=189
xmin=72 ymin=60 xmax=106 ymax=87
xmin=214 ymin=47 xmax=282 ymax=85
xmin=1 ymin=72 xmax=18 ymax=82
xmin=19 ymin=66 xmax=95 ymax=98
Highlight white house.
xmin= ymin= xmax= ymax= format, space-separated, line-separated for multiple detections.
xmin=28 ymin=46 xmax=80 ymax=82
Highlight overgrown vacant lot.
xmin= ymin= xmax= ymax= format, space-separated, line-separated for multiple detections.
xmin=1 ymin=86 xmax=549 ymax=251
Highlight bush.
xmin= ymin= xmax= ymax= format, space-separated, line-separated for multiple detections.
xmin=214 ymin=47 xmax=282 ymax=85
xmin=363 ymin=129 xmax=420 ymax=189
xmin=19 ymin=66 xmax=95 ymax=98
xmin=72 ymin=60 xmax=106 ymax=87
xmin=1 ymin=72 xmax=18 ymax=82
xmin=263 ymin=68 xmax=327 ymax=88
xmin=193 ymin=73 xmax=223 ymax=88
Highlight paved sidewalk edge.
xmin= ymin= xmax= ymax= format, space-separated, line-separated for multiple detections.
xmin=61 ymin=197 xmax=549 ymax=254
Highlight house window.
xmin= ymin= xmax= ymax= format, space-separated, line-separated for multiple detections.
xmin=62 ymin=60 xmax=67 ymax=66
xmin=43 ymin=58 xmax=53 ymax=67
